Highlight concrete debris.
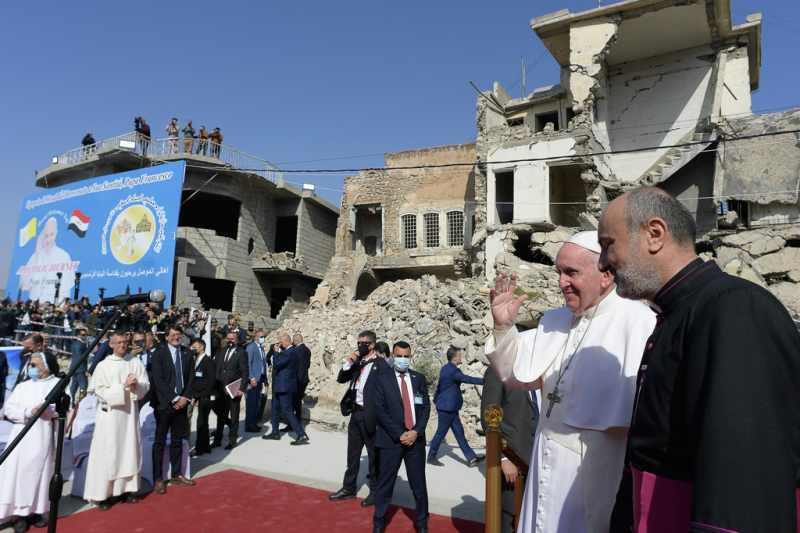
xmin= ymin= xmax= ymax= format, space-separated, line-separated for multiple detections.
xmin=271 ymin=274 xmax=563 ymax=445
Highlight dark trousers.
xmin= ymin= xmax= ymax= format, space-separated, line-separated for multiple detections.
xmin=293 ymin=381 xmax=307 ymax=421
xmin=153 ymin=407 xmax=188 ymax=481
xmin=373 ymin=440 xmax=429 ymax=529
xmin=195 ymin=397 xmax=214 ymax=452
xmin=270 ymin=391 xmax=305 ymax=437
xmin=427 ymin=409 xmax=476 ymax=461
xmin=215 ymin=393 xmax=241 ymax=445
xmin=245 ymin=376 xmax=265 ymax=429
xmin=343 ymin=409 xmax=377 ymax=493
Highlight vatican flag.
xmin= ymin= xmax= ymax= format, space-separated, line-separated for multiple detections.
xmin=19 ymin=218 xmax=36 ymax=247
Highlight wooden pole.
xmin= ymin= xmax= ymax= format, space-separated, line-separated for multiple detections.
xmin=484 ymin=405 xmax=503 ymax=533
xmin=515 ymin=472 xmax=525 ymax=532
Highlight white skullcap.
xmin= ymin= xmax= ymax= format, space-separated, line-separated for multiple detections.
xmin=564 ymin=231 xmax=601 ymax=254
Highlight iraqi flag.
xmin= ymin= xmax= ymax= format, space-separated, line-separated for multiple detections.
xmin=68 ymin=209 xmax=91 ymax=238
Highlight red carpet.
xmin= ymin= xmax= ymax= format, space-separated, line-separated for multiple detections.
xmin=56 ymin=469 xmax=484 ymax=533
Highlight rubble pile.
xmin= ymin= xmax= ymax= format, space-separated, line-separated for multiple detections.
xmin=272 ymin=274 xmax=565 ymax=445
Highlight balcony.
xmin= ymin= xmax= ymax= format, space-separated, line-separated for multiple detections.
xmin=37 ymin=131 xmax=282 ymax=186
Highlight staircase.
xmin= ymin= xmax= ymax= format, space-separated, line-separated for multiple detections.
xmin=275 ymin=300 xmax=305 ymax=324
xmin=640 ymin=127 xmax=718 ymax=185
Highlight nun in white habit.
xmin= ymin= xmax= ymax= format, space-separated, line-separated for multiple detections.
xmin=485 ymin=231 xmax=655 ymax=533
xmin=0 ymin=352 xmax=59 ymax=532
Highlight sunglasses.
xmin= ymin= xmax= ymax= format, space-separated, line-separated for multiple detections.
xmin=357 ymin=341 xmax=371 ymax=346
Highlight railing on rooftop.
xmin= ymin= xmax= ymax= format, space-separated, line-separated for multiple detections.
xmin=54 ymin=131 xmax=283 ymax=183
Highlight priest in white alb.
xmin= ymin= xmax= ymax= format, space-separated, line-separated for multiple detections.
xmin=83 ymin=331 xmax=149 ymax=510
xmin=0 ymin=352 xmax=59 ymax=531
xmin=485 ymin=231 xmax=655 ymax=533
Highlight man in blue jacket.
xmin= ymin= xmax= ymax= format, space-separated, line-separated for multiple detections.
xmin=262 ymin=332 xmax=308 ymax=445
xmin=244 ymin=329 xmax=267 ymax=433
xmin=372 ymin=341 xmax=431 ymax=533
xmin=427 ymin=346 xmax=484 ymax=467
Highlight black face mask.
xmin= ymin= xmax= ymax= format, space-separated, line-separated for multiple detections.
xmin=21 ymin=347 xmax=32 ymax=356
xmin=357 ymin=344 xmax=371 ymax=356
xmin=190 ymin=349 xmax=198 ymax=357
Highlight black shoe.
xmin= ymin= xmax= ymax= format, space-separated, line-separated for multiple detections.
xmin=244 ymin=426 xmax=261 ymax=433
xmin=360 ymin=492 xmax=376 ymax=507
xmin=328 ymin=488 xmax=356 ymax=501
xmin=372 ymin=527 xmax=385 ymax=533
xmin=13 ymin=518 xmax=30 ymax=532
xmin=210 ymin=440 xmax=222 ymax=448
xmin=468 ymin=455 xmax=486 ymax=468
xmin=290 ymin=435 xmax=309 ymax=446
xmin=98 ymin=498 xmax=112 ymax=511
xmin=262 ymin=433 xmax=280 ymax=440
xmin=417 ymin=528 xmax=429 ymax=533
xmin=191 ymin=448 xmax=204 ymax=458
xmin=279 ymin=426 xmax=291 ymax=432
xmin=427 ymin=458 xmax=444 ymax=466
xmin=224 ymin=442 xmax=237 ymax=450
xmin=121 ymin=492 xmax=138 ymax=504
xmin=32 ymin=514 xmax=48 ymax=528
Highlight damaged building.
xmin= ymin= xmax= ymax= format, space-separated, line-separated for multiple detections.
xmin=37 ymin=134 xmax=339 ymax=329
xmin=467 ymin=0 xmax=800 ymax=317
xmin=326 ymin=143 xmax=477 ymax=302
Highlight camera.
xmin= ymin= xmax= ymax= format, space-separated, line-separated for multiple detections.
xmin=134 ymin=116 xmax=142 ymax=128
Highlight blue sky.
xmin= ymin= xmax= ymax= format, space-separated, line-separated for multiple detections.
xmin=1 ymin=0 xmax=798 ymax=292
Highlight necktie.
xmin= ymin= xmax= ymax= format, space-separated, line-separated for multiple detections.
xmin=225 ymin=348 xmax=233 ymax=364
xmin=399 ymin=372 xmax=414 ymax=431
xmin=175 ymin=348 xmax=183 ymax=396
xmin=260 ymin=346 xmax=266 ymax=376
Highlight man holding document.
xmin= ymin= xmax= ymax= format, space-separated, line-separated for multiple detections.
xmin=213 ymin=332 xmax=248 ymax=450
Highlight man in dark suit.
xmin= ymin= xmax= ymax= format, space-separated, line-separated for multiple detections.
xmin=220 ymin=315 xmax=247 ymax=347
xmin=15 ymin=333 xmax=45 ymax=386
xmin=480 ymin=365 xmax=539 ymax=533
xmin=150 ymin=325 xmax=196 ymax=495
xmin=244 ymin=329 xmax=267 ymax=432
xmin=262 ymin=332 xmax=309 ymax=444
xmin=88 ymin=332 xmax=113 ymax=375
xmin=213 ymin=331 xmax=248 ymax=449
xmin=69 ymin=328 xmax=89 ymax=406
xmin=291 ymin=333 xmax=311 ymax=423
xmin=190 ymin=339 xmax=217 ymax=457
xmin=428 ymin=346 xmax=485 ymax=467
xmin=372 ymin=341 xmax=431 ymax=533
xmin=328 ymin=330 xmax=390 ymax=507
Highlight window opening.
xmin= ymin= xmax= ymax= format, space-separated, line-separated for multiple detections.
xmin=447 ymin=211 xmax=464 ymax=247
xmin=495 ymin=171 xmax=514 ymax=224
xmin=275 ymin=216 xmax=298 ymax=254
xmin=424 ymin=213 xmax=440 ymax=248
xmin=402 ymin=214 xmax=417 ymax=249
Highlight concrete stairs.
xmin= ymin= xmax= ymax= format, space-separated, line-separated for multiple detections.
xmin=275 ymin=301 xmax=305 ymax=324
xmin=641 ymin=127 xmax=718 ymax=185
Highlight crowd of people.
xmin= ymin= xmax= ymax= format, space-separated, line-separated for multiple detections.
xmin=2 ymin=187 xmax=800 ymax=533
xmin=131 ymin=117 xmax=224 ymax=158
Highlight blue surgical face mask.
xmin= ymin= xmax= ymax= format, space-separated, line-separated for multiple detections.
xmin=394 ymin=357 xmax=410 ymax=372
xmin=27 ymin=367 xmax=41 ymax=380
xmin=258 ymin=337 xmax=266 ymax=345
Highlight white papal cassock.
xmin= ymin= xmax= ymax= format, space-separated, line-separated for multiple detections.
xmin=0 ymin=375 xmax=58 ymax=521
xmin=83 ymin=354 xmax=149 ymax=502
xmin=485 ymin=290 xmax=655 ymax=533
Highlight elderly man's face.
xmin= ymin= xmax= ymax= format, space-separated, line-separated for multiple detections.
xmin=279 ymin=334 xmax=291 ymax=349
xmin=166 ymin=329 xmax=181 ymax=348
xmin=42 ymin=222 xmax=57 ymax=253
xmin=556 ymin=243 xmax=609 ymax=315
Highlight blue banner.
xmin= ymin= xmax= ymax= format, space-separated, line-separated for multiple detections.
xmin=2 ymin=346 xmax=24 ymax=398
xmin=6 ymin=162 xmax=185 ymax=304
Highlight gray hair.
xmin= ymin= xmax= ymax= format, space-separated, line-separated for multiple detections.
xmin=624 ymin=187 xmax=696 ymax=248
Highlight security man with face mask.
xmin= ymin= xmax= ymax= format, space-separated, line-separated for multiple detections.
xmin=244 ymin=329 xmax=268 ymax=433
xmin=15 ymin=333 xmax=45 ymax=387
xmin=190 ymin=339 xmax=216 ymax=457
xmin=328 ymin=330 xmax=391 ymax=508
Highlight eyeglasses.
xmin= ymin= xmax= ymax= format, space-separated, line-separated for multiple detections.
xmin=357 ymin=341 xmax=371 ymax=346
xmin=28 ymin=363 xmax=40 ymax=368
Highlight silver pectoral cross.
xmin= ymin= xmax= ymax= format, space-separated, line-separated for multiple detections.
xmin=546 ymin=386 xmax=561 ymax=418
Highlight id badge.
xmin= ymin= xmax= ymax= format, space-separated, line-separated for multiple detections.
xmin=196 ymin=371 xmax=204 ymax=378
xmin=414 ymin=394 xmax=423 ymax=405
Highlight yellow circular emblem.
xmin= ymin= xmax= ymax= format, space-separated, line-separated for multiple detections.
xmin=110 ymin=205 xmax=156 ymax=264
